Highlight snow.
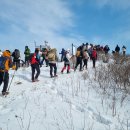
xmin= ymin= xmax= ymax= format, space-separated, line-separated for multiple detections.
xmin=0 ymin=61 xmax=130 ymax=130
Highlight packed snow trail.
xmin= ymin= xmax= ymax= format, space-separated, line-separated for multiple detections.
xmin=0 ymin=61 xmax=130 ymax=130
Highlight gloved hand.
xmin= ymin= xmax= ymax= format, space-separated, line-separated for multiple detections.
xmin=12 ymin=65 xmax=16 ymax=70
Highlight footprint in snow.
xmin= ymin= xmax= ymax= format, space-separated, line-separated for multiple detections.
xmin=87 ymin=106 xmax=111 ymax=125
xmin=0 ymin=107 xmax=12 ymax=115
xmin=93 ymin=113 xmax=112 ymax=125
xmin=76 ymin=106 xmax=85 ymax=112
xmin=71 ymin=104 xmax=85 ymax=112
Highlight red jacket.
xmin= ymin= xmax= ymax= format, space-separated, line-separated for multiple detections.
xmin=92 ymin=50 xmax=97 ymax=59
xmin=31 ymin=53 xmax=38 ymax=64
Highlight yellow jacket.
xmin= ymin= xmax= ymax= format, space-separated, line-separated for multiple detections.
xmin=0 ymin=50 xmax=13 ymax=72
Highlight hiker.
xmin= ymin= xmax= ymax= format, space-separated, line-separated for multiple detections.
xmin=88 ymin=46 xmax=93 ymax=60
xmin=61 ymin=49 xmax=71 ymax=74
xmin=77 ymin=43 xmax=84 ymax=51
xmin=0 ymin=50 xmax=16 ymax=95
xmin=12 ymin=49 xmax=20 ymax=70
xmin=92 ymin=48 xmax=97 ymax=68
xmin=30 ymin=48 xmax=40 ymax=82
xmin=85 ymin=43 xmax=89 ymax=51
xmin=100 ymin=46 xmax=104 ymax=52
xmin=104 ymin=45 xmax=110 ymax=54
xmin=82 ymin=43 xmax=87 ymax=51
xmin=96 ymin=45 xmax=101 ymax=52
xmin=24 ymin=46 xmax=31 ymax=67
xmin=115 ymin=45 xmax=120 ymax=54
xmin=41 ymin=48 xmax=49 ymax=67
xmin=122 ymin=45 xmax=126 ymax=56
xmin=59 ymin=48 xmax=65 ymax=62
xmin=74 ymin=47 xmax=83 ymax=71
xmin=83 ymin=50 xmax=89 ymax=69
xmin=48 ymin=48 xmax=58 ymax=78
xmin=0 ymin=50 xmax=3 ymax=57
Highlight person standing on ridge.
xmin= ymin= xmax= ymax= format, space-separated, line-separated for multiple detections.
xmin=115 ymin=45 xmax=120 ymax=54
xmin=74 ymin=47 xmax=83 ymax=71
xmin=30 ymin=48 xmax=41 ymax=82
xmin=61 ymin=49 xmax=71 ymax=74
xmin=24 ymin=46 xmax=31 ymax=67
xmin=83 ymin=50 xmax=89 ymax=69
xmin=41 ymin=48 xmax=49 ymax=67
xmin=59 ymin=48 xmax=65 ymax=62
xmin=122 ymin=45 xmax=126 ymax=56
xmin=104 ymin=45 xmax=110 ymax=55
xmin=0 ymin=50 xmax=16 ymax=95
xmin=48 ymin=48 xmax=58 ymax=78
xmin=92 ymin=48 xmax=97 ymax=68
xmin=12 ymin=49 xmax=20 ymax=70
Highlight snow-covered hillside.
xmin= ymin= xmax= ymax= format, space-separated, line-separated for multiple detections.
xmin=0 ymin=61 xmax=130 ymax=130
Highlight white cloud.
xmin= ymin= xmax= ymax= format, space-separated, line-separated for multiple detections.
xmin=0 ymin=0 xmax=79 ymax=53
xmin=0 ymin=0 xmax=74 ymax=35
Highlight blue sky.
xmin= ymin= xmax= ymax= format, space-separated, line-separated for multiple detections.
xmin=0 ymin=0 xmax=130 ymax=55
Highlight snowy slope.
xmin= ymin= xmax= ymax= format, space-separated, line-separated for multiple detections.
xmin=0 ymin=61 xmax=130 ymax=130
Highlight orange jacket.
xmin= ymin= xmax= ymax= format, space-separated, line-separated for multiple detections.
xmin=0 ymin=50 xmax=13 ymax=72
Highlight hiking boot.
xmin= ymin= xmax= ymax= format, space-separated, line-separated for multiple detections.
xmin=32 ymin=80 xmax=35 ymax=82
xmin=54 ymin=74 xmax=58 ymax=77
xmin=35 ymin=79 xmax=39 ymax=82
xmin=2 ymin=91 xmax=9 ymax=96
xmin=79 ymin=69 xmax=83 ymax=71
xmin=61 ymin=71 xmax=63 ymax=74
xmin=51 ymin=75 xmax=54 ymax=78
xmin=67 ymin=71 xmax=70 ymax=73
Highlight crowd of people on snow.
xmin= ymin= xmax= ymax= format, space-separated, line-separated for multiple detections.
xmin=0 ymin=43 xmax=127 ymax=96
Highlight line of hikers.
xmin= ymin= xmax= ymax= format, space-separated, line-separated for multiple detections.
xmin=0 ymin=44 xmax=127 ymax=95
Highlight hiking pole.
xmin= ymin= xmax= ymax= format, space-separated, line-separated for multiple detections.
xmin=7 ymin=70 xmax=16 ymax=91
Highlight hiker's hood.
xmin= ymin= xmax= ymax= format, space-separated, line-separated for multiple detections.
xmin=3 ymin=50 xmax=11 ymax=57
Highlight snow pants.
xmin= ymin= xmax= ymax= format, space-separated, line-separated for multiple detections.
xmin=75 ymin=57 xmax=82 ymax=71
xmin=0 ymin=71 xmax=9 ymax=93
xmin=61 ymin=63 xmax=70 ymax=73
xmin=83 ymin=59 xmax=88 ymax=69
xmin=49 ymin=63 xmax=57 ymax=76
xmin=31 ymin=63 xmax=40 ymax=81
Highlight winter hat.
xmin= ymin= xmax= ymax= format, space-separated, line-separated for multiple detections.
xmin=67 ymin=49 xmax=70 ymax=52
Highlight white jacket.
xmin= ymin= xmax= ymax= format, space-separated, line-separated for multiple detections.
xmin=83 ymin=51 xmax=89 ymax=59
xmin=66 ymin=53 xmax=71 ymax=61
xmin=122 ymin=48 xmax=126 ymax=52
xmin=0 ymin=51 xmax=3 ymax=57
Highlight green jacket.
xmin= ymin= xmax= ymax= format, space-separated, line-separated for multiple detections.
xmin=24 ymin=48 xmax=30 ymax=57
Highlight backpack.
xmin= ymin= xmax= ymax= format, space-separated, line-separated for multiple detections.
xmin=28 ymin=53 xmax=34 ymax=63
xmin=63 ymin=52 xmax=69 ymax=62
xmin=0 ymin=56 xmax=7 ymax=70
xmin=76 ymin=51 xmax=81 ymax=57
xmin=14 ymin=49 xmax=20 ymax=59
xmin=48 ymin=52 xmax=55 ymax=61
xmin=92 ymin=50 xmax=97 ymax=59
